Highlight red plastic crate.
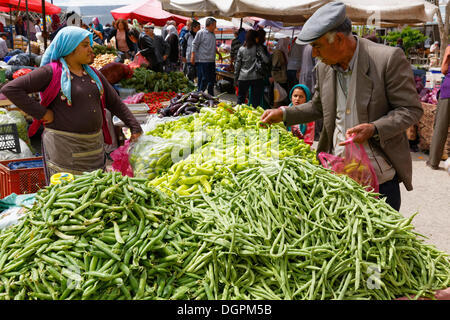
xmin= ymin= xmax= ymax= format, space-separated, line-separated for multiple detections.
xmin=0 ymin=156 xmax=46 ymax=199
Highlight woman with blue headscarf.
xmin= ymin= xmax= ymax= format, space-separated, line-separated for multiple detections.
xmin=283 ymin=84 xmax=315 ymax=145
xmin=1 ymin=26 xmax=142 ymax=183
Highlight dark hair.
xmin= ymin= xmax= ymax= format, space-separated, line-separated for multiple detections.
xmin=129 ymin=28 xmax=141 ymax=39
xmin=244 ymin=29 xmax=258 ymax=49
xmin=191 ymin=20 xmax=200 ymax=29
xmin=257 ymin=28 xmax=266 ymax=44
xmin=329 ymin=17 xmax=352 ymax=36
xmin=116 ymin=18 xmax=129 ymax=33
xmin=205 ymin=17 xmax=216 ymax=27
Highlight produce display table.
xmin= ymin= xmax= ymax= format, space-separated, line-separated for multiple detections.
xmin=418 ymin=102 xmax=450 ymax=157
xmin=216 ymin=70 xmax=234 ymax=82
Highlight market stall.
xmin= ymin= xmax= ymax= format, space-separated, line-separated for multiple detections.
xmin=110 ymin=0 xmax=188 ymax=27
xmin=1 ymin=99 xmax=450 ymax=300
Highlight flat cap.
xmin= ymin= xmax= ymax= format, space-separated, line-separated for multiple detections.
xmin=296 ymin=2 xmax=347 ymax=45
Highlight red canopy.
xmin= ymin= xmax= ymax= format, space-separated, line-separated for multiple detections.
xmin=111 ymin=0 xmax=188 ymax=27
xmin=0 ymin=0 xmax=61 ymax=15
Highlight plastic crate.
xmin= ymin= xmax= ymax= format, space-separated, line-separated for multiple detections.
xmin=0 ymin=156 xmax=46 ymax=199
xmin=0 ymin=123 xmax=21 ymax=153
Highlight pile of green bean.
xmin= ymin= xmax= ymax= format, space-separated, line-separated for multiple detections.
xmin=161 ymin=157 xmax=450 ymax=300
xmin=0 ymin=170 xmax=186 ymax=300
xmin=1 ymin=158 xmax=449 ymax=300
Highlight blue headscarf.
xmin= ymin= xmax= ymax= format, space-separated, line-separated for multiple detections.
xmin=289 ymin=84 xmax=312 ymax=104
xmin=287 ymin=84 xmax=312 ymax=135
xmin=40 ymin=26 xmax=103 ymax=106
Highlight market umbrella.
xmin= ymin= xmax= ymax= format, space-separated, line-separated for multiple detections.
xmin=160 ymin=0 xmax=330 ymax=24
xmin=161 ymin=0 xmax=437 ymax=25
xmin=111 ymin=0 xmax=188 ymax=27
xmin=0 ymin=0 xmax=60 ymax=14
xmin=341 ymin=0 xmax=438 ymax=25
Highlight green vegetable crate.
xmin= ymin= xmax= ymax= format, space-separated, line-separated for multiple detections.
xmin=0 ymin=156 xmax=46 ymax=199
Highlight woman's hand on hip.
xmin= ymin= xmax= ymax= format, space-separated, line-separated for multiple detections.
xmin=42 ymin=109 xmax=54 ymax=125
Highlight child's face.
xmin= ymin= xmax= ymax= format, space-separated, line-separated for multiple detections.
xmin=291 ymin=88 xmax=307 ymax=106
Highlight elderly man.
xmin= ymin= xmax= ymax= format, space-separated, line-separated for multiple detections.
xmin=143 ymin=23 xmax=169 ymax=66
xmin=191 ymin=17 xmax=221 ymax=96
xmin=261 ymin=2 xmax=423 ymax=211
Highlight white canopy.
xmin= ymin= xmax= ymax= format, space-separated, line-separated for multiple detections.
xmin=160 ymin=0 xmax=329 ymax=24
xmin=160 ymin=0 xmax=438 ymax=25
xmin=342 ymin=0 xmax=439 ymax=26
xmin=198 ymin=17 xmax=235 ymax=30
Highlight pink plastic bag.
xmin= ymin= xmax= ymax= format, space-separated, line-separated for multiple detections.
xmin=110 ymin=140 xmax=134 ymax=177
xmin=129 ymin=54 xmax=149 ymax=69
xmin=318 ymin=136 xmax=379 ymax=194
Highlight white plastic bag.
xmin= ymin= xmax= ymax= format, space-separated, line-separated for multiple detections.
xmin=0 ymin=138 xmax=33 ymax=160
xmin=273 ymin=82 xmax=287 ymax=103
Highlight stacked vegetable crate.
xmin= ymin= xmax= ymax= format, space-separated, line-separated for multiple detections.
xmin=418 ymin=102 xmax=450 ymax=157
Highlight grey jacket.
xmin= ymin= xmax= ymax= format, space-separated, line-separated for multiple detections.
xmin=284 ymin=37 xmax=423 ymax=191
xmin=234 ymin=45 xmax=269 ymax=81
xmin=192 ymin=28 xmax=216 ymax=63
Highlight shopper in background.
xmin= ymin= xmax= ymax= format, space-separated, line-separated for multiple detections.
xmin=427 ymin=43 xmax=450 ymax=170
xmin=234 ymin=30 xmax=269 ymax=107
xmin=143 ymin=23 xmax=169 ymax=69
xmin=0 ymin=33 xmax=9 ymax=60
xmin=287 ymin=39 xmax=305 ymax=93
xmin=191 ymin=17 xmax=220 ymax=96
xmin=230 ymin=29 xmax=242 ymax=65
xmin=24 ymin=16 xmax=37 ymax=41
xmin=1 ymin=26 xmax=142 ymax=182
xmin=165 ymin=24 xmax=180 ymax=72
xmin=181 ymin=19 xmax=200 ymax=81
xmin=283 ymin=84 xmax=315 ymax=145
xmin=179 ymin=19 xmax=192 ymax=45
xmin=51 ymin=14 xmax=61 ymax=33
xmin=15 ymin=15 xmax=26 ymax=37
xmin=107 ymin=18 xmax=136 ymax=60
xmin=298 ymin=43 xmax=320 ymax=140
xmin=129 ymin=27 xmax=162 ymax=72
xmin=270 ymin=37 xmax=289 ymax=107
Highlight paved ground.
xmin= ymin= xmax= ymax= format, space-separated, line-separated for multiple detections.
xmin=399 ymin=152 xmax=450 ymax=254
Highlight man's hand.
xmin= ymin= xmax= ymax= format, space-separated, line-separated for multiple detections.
xmin=130 ymin=132 xmax=142 ymax=143
xmin=181 ymin=57 xmax=187 ymax=63
xmin=340 ymin=123 xmax=376 ymax=145
xmin=269 ymin=77 xmax=274 ymax=84
xmin=163 ymin=55 xmax=168 ymax=61
xmin=42 ymin=109 xmax=54 ymax=125
xmin=260 ymin=108 xmax=284 ymax=125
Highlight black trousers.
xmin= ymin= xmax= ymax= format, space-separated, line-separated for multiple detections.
xmin=378 ymin=175 xmax=401 ymax=211
xmin=237 ymin=79 xmax=264 ymax=107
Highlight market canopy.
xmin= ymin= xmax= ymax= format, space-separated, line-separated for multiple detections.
xmin=111 ymin=0 xmax=188 ymax=27
xmin=198 ymin=17 xmax=235 ymax=30
xmin=161 ymin=0 xmax=438 ymax=25
xmin=160 ymin=0 xmax=329 ymax=24
xmin=0 ymin=0 xmax=61 ymax=15
xmin=342 ymin=0 xmax=439 ymax=26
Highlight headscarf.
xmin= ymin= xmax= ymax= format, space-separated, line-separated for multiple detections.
xmin=92 ymin=17 xmax=100 ymax=27
xmin=177 ymin=23 xmax=185 ymax=34
xmin=40 ymin=26 xmax=103 ymax=106
xmin=166 ymin=25 xmax=178 ymax=36
xmin=289 ymin=84 xmax=312 ymax=104
xmin=51 ymin=14 xmax=60 ymax=31
xmin=133 ymin=19 xmax=141 ymax=31
xmin=276 ymin=37 xmax=290 ymax=60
